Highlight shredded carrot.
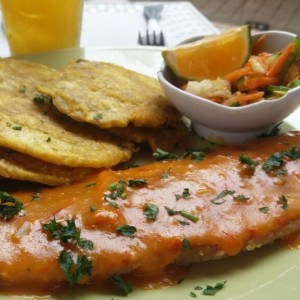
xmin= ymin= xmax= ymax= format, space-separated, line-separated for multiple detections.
xmin=223 ymin=91 xmax=264 ymax=106
xmin=243 ymin=76 xmax=280 ymax=91
xmin=224 ymin=66 xmax=253 ymax=83
xmin=208 ymin=97 xmax=223 ymax=104
xmin=267 ymin=43 xmax=295 ymax=77
xmin=252 ymin=34 xmax=267 ymax=55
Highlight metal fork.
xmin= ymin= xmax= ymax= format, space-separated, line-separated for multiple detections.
xmin=138 ymin=4 xmax=165 ymax=46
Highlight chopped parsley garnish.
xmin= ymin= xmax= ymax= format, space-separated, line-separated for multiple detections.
xmin=259 ymin=206 xmax=269 ymax=213
xmin=202 ymin=281 xmax=227 ymax=295
xmin=259 ymin=122 xmax=282 ymax=138
xmin=182 ymin=238 xmax=191 ymax=251
xmin=0 ymin=191 xmax=24 ymax=220
xmin=164 ymin=206 xmax=197 ymax=223
xmin=46 ymin=136 xmax=51 ymax=143
xmin=211 ymin=190 xmax=235 ymax=204
xmin=190 ymin=291 xmax=197 ymax=298
xmin=127 ymin=179 xmax=147 ymax=187
xmin=175 ymin=188 xmax=191 ymax=200
xmin=58 ymin=250 xmax=93 ymax=288
xmin=153 ymin=148 xmax=178 ymax=161
xmin=117 ymin=224 xmax=136 ymax=237
xmin=33 ymin=94 xmax=53 ymax=106
xmin=12 ymin=125 xmax=22 ymax=131
xmin=177 ymin=219 xmax=190 ymax=226
xmin=161 ymin=167 xmax=171 ymax=179
xmin=85 ymin=182 xmax=96 ymax=188
xmin=180 ymin=210 xmax=199 ymax=223
xmin=165 ymin=206 xmax=180 ymax=216
xmin=233 ymin=194 xmax=250 ymax=202
xmin=239 ymin=154 xmax=259 ymax=169
xmin=31 ymin=190 xmax=41 ymax=201
xmin=277 ymin=195 xmax=288 ymax=210
xmin=93 ymin=113 xmax=103 ymax=121
xmin=43 ymin=218 xmax=93 ymax=250
xmin=19 ymin=85 xmax=26 ymax=94
xmin=262 ymin=147 xmax=300 ymax=173
xmin=106 ymin=180 xmax=127 ymax=200
xmin=111 ymin=274 xmax=133 ymax=296
xmin=89 ymin=204 xmax=96 ymax=212
xmin=143 ymin=203 xmax=159 ymax=221
xmin=105 ymin=198 xmax=119 ymax=209
xmin=183 ymin=148 xmax=206 ymax=162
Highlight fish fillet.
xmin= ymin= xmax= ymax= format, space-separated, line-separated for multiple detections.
xmin=1 ymin=131 xmax=300 ymax=291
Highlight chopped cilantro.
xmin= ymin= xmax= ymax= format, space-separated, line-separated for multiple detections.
xmin=12 ymin=125 xmax=22 ymax=131
xmin=233 ymin=194 xmax=250 ymax=202
xmin=190 ymin=291 xmax=197 ymax=298
xmin=43 ymin=218 xmax=93 ymax=250
xmin=117 ymin=224 xmax=136 ymax=237
xmin=58 ymin=250 xmax=92 ymax=288
xmin=182 ymin=238 xmax=191 ymax=251
xmin=277 ymin=195 xmax=288 ymax=210
xmin=262 ymin=147 xmax=300 ymax=173
xmin=106 ymin=180 xmax=127 ymax=200
xmin=176 ymin=219 xmax=190 ymax=226
xmin=89 ymin=204 xmax=96 ymax=212
xmin=127 ymin=179 xmax=147 ymax=187
xmin=175 ymin=188 xmax=191 ymax=200
xmin=153 ymin=148 xmax=178 ymax=161
xmin=164 ymin=206 xmax=180 ymax=216
xmin=259 ymin=123 xmax=282 ymax=138
xmin=202 ymin=281 xmax=227 ymax=296
xmin=0 ymin=191 xmax=24 ymax=220
xmin=31 ymin=190 xmax=41 ymax=201
xmin=161 ymin=167 xmax=171 ymax=179
xmin=46 ymin=136 xmax=51 ymax=143
xmin=143 ymin=203 xmax=159 ymax=221
xmin=180 ymin=210 xmax=199 ymax=223
xmin=33 ymin=94 xmax=53 ymax=106
xmin=239 ymin=154 xmax=259 ymax=169
xmin=111 ymin=274 xmax=133 ymax=295
xmin=183 ymin=148 xmax=205 ymax=162
xmin=19 ymin=85 xmax=26 ymax=94
xmin=259 ymin=206 xmax=269 ymax=213
xmin=105 ymin=198 xmax=119 ymax=209
xmin=211 ymin=190 xmax=235 ymax=204
xmin=85 ymin=182 xmax=96 ymax=188
xmin=93 ymin=113 xmax=103 ymax=121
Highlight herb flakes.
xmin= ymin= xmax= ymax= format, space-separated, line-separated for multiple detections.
xmin=117 ymin=224 xmax=136 ymax=237
xmin=111 ymin=274 xmax=133 ymax=296
xmin=0 ymin=191 xmax=24 ymax=220
xmin=42 ymin=218 xmax=93 ymax=250
xmin=143 ymin=203 xmax=159 ymax=221
xmin=58 ymin=250 xmax=93 ymax=288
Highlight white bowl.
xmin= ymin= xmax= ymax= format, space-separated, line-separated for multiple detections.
xmin=158 ymin=30 xmax=300 ymax=144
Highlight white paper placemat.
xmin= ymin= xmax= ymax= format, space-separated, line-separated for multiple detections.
xmin=0 ymin=1 xmax=219 ymax=57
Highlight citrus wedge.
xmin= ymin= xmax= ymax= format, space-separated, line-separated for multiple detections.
xmin=162 ymin=25 xmax=251 ymax=81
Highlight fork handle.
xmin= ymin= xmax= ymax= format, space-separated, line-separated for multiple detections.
xmin=148 ymin=18 xmax=160 ymax=32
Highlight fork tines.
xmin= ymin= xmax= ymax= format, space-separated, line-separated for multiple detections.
xmin=138 ymin=30 xmax=165 ymax=46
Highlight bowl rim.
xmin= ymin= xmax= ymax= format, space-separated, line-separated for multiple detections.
xmin=158 ymin=29 xmax=300 ymax=112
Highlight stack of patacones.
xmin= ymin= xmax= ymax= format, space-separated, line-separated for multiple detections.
xmin=0 ymin=58 xmax=184 ymax=186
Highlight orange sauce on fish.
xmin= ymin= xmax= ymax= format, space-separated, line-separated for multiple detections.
xmin=1 ymin=131 xmax=300 ymax=297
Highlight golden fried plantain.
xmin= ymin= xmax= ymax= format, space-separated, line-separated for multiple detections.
xmin=37 ymin=60 xmax=181 ymax=128
xmin=0 ymin=146 xmax=95 ymax=186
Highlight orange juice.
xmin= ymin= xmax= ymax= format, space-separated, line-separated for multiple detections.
xmin=0 ymin=0 xmax=83 ymax=55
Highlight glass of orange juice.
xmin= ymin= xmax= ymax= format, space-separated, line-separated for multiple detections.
xmin=0 ymin=0 xmax=83 ymax=56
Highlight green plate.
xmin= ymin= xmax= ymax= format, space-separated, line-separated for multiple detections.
xmin=3 ymin=47 xmax=300 ymax=300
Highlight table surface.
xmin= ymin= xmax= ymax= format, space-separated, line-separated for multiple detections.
xmin=0 ymin=1 xmax=234 ymax=58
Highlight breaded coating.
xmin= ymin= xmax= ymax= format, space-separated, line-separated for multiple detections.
xmin=37 ymin=60 xmax=181 ymax=128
